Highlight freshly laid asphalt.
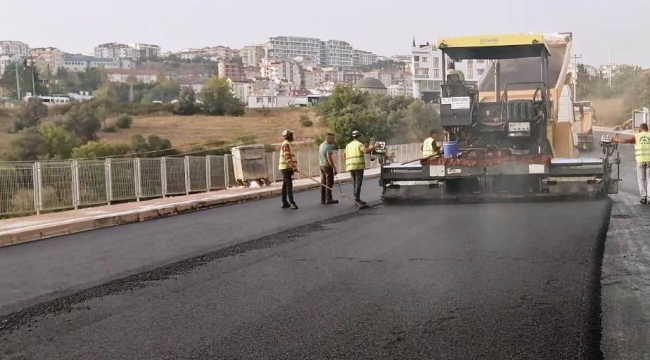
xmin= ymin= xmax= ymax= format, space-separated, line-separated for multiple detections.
xmin=0 ymin=172 xmax=611 ymax=359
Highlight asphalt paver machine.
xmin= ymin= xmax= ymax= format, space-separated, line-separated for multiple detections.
xmin=378 ymin=33 xmax=620 ymax=201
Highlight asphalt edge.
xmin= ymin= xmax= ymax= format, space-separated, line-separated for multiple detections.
xmin=0 ymin=173 xmax=379 ymax=248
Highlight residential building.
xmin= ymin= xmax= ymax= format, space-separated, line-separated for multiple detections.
xmin=260 ymin=60 xmax=301 ymax=88
xmin=62 ymin=55 xmax=135 ymax=72
xmin=293 ymin=56 xmax=317 ymax=69
xmin=227 ymin=79 xmax=251 ymax=102
xmin=247 ymin=95 xmax=295 ymax=108
xmin=132 ymin=43 xmax=161 ymax=60
xmin=178 ymin=79 xmax=205 ymax=94
xmin=218 ymin=60 xmax=243 ymax=80
xmin=0 ymin=41 xmax=29 ymax=57
xmin=0 ymin=54 xmax=20 ymax=78
xmin=301 ymin=69 xmax=315 ymax=90
xmin=266 ymin=36 xmax=323 ymax=64
xmin=30 ymin=47 xmax=65 ymax=75
xmin=241 ymin=45 xmax=266 ymax=67
xmin=411 ymin=40 xmax=488 ymax=100
xmin=387 ymin=73 xmax=413 ymax=97
xmin=322 ymin=40 xmax=353 ymax=68
xmin=242 ymin=66 xmax=261 ymax=79
xmin=105 ymin=69 xmax=158 ymax=84
xmin=312 ymin=68 xmax=326 ymax=85
xmin=363 ymin=69 xmax=395 ymax=87
xmin=94 ymin=43 xmax=139 ymax=60
xmin=353 ymin=50 xmax=378 ymax=67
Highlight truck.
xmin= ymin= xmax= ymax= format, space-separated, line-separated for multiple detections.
xmin=376 ymin=33 xmax=620 ymax=202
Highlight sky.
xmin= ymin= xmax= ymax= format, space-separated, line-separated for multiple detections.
xmin=2 ymin=0 xmax=648 ymax=68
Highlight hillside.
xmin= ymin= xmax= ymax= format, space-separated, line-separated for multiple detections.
xmin=0 ymin=108 xmax=329 ymax=156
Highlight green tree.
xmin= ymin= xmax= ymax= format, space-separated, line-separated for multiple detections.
xmin=38 ymin=122 xmax=77 ymax=159
xmin=5 ymin=127 xmax=49 ymax=161
xmin=0 ymin=63 xmax=45 ymax=99
xmin=129 ymin=134 xmax=178 ymax=157
xmin=13 ymin=98 xmax=49 ymax=132
xmin=71 ymin=141 xmax=129 ymax=159
xmin=141 ymin=79 xmax=180 ymax=103
xmin=78 ymin=68 xmax=105 ymax=92
xmin=173 ymin=88 xmax=198 ymax=115
xmin=62 ymin=105 xmax=102 ymax=143
xmin=200 ymin=77 xmax=244 ymax=116
xmin=403 ymin=101 xmax=441 ymax=141
xmin=93 ymin=82 xmax=120 ymax=103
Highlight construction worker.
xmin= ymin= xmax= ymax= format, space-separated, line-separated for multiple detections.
xmin=612 ymin=123 xmax=650 ymax=204
xmin=422 ymin=129 xmax=440 ymax=158
xmin=344 ymin=130 xmax=375 ymax=206
xmin=279 ymin=129 xmax=298 ymax=209
xmin=319 ymin=133 xmax=339 ymax=204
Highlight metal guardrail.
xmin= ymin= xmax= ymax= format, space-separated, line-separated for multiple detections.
xmin=0 ymin=143 xmax=421 ymax=217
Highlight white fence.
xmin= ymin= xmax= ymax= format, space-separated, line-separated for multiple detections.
xmin=0 ymin=143 xmax=421 ymax=217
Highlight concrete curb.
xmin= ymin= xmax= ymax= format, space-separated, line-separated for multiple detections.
xmin=0 ymin=172 xmax=380 ymax=248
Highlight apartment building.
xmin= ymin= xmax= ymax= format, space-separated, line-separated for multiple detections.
xmin=218 ymin=60 xmax=243 ymax=80
xmin=241 ymin=45 xmax=266 ymax=67
xmin=95 ymin=43 xmax=139 ymax=60
xmin=363 ymin=69 xmax=395 ymax=87
xmin=260 ymin=60 xmax=301 ymax=88
xmin=353 ymin=50 xmax=378 ymax=67
xmin=411 ymin=41 xmax=488 ymax=100
xmin=242 ymin=66 xmax=261 ymax=79
xmin=0 ymin=54 xmax=20 ymax=78
xmin=301 ymin=69 xmax=315 ymax=90
xmin=0 ymin=40 xmax=29 ymax=57
xmin=132 ymin=43 xmax=161 ymax=60
xmin=267 ymin=36 xmax=322 ymax=64
xmin=62 ymin=55 xmax=135 ymax=72
xmin=105 ymin=69 xmax=158 ymax=84
xmin=30 ymin=47 xmax=65 ymax=75
xmin=322 ymin=40 xmax=353 ymax=68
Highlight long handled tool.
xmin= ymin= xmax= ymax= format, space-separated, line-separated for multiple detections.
xmin=293 ymin=169 xmax=370 ymax=210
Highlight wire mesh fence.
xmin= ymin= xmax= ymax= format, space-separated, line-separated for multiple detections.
xmin=0 ymin=143 xmax=419 ymax=217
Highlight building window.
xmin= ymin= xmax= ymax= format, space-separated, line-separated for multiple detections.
xmin=468 ymin=70 xmax=474 ymax=79
xmin=477 ymin=59 xmax=485 ymax=63
xmin=477 ymin=69 xmax=485 ymax=76
xmin=433 ymin=69 xmax=440 ymax=77
xmin=256 ymin=97 xmax=262 ymax=104
xmin=413 ymin=56 xmax=419 ymax=62
xmin=422 ymin=57 xmax=428 ymax=63
xmin=434 ymin=57 xmax=440 ymax=67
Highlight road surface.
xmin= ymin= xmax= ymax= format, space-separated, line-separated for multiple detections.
xmin=1 ymin=176 xmax=610 ymax=359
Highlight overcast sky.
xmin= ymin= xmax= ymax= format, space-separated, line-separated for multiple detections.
xmin=2 ymin=0 xmax=647 ymax=67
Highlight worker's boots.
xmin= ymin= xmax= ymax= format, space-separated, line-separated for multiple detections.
xmin=641 ymin=197 xmax=647 ymax=205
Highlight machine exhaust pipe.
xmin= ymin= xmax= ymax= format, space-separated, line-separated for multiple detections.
xmin=495 ymin=60 xmax=501 ymax=101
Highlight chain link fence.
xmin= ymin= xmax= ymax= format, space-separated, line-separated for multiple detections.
xmin=0 ymin=143 xmax=420 ymax=217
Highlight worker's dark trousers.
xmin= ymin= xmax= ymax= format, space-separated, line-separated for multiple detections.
xmin=281 ymin=169 xmax=295 ymax=205
xmin=350 ymin=169 xmax=364 ymax=201
xmin=320 ymin=166 xmax=334 ymax=203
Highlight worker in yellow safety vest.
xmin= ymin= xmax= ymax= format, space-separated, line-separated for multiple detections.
xmin=422 ymin=129 xmax=440 ymax=158
xmin=279 ymin=129 xmax=298 ymax=209
xmin=613 ymin=123 xmax=650 ymax=204
xmin=344 ymin=130 xmax=375 ymax=206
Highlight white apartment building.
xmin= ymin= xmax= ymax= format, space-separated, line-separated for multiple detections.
xmin=411 ymin=41 xmax=488 ymax=100
xmin=322 ymin=40 xmax=353 ymax=68
xmin=30 ymin=47 xmax=65 ymax=75
xmin=105 ymin=69 xmax=158 ymax=84
xmin=260 ymin=60 xmax=301 ymax=88
xmin=0 ymin=41 xmax=29 ymax=57
xmin=94 ymin=43 xmax=139 ymax=60
xmin=132 ymin=43 xmax=161 ymax=59
xmin=0 ymin=54 xmax=20 ymax=78
xmin=227 ymin=79 xmax=252 ymax=102
xmin=266 ymin=36 xmax=323 ymax=64
xmin=62 ymin=55 xmax=134 ymax=72
xmin=301 ymin=69 xmax=316 ymax=90
xmin=241 ymin=45 xmax=266 ymax=67
xmin=353 ymin=50 xmax=378 ymax=67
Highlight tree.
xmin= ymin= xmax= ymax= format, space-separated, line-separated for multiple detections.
xmin=93 ymin=82 xmax=120 ymax=103
xmin=200 ymin=77 xmax=244 ymax=116
xmin=125 ymin=75 xmax=138 ymax=103
xmin=38 ymin=122 xmax=77 ymax=159
xmin=71 ymin=141 xmax=129 ymax=159
xmin=0 ymin=63 xmax=45 ymax=99
xmin=62 ymin=105 xmax=102 ymax=143
xmin=403 ymin=101 xmax=441 ymax=142
xmin=141 ymin=79 xmax=180 ymax=103
xmin=5 ymin=127 xmax=49 ymax=161
xmin=129 ymin=134 xmax=178 ymax=157
xmin=78 ymin=67 xmax=105 ymax=92
xmin=173 ymin=88 xmax=198 ymax=115
xmin=13 ymin=98 xmax=49 ymax=131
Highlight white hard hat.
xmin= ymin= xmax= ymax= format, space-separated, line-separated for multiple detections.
xmin=282 ymin=129 xmax=293 ymax=138
xmin=352 ymin=130 xmax=362 ymax=137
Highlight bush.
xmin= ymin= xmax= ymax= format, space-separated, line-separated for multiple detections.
xmin=299 ymin=114 xmax=313 ymax=127
xmin=115 ymin=114 xmax=133 ymax=129
xmin=103 ymin=124 xmax=117 ymax=133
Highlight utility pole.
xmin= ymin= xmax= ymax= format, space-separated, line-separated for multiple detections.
xmin=29 ymin=56 xmax=36 ymax=96
xmin=571 ymin=54 xmax=582 ymax=102
xmin=15 ymin=57 xmax=21 ymax=101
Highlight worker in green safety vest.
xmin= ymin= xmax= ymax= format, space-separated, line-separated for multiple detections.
xmin=279 ymin=129 xmax=298 ymax=209
xmin=422 ymin=129 xmax=440 ymax=158
xmin=344 ymin=130 xmax=375 ymax=206
xmin=613 ymin=123 xmax=650 ymax=204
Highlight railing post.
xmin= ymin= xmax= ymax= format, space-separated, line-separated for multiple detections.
xmin=184 ymin=156 xmax=190 ymax=195
xmin=206 ymin=156 xmax=212 ymax=191
xmin=308 ymin=151 xmax=312 ymax=177
xmin=337 ymin=150 xmax=343 ymax=174
xmin=160 ymin=157 xmax=167 ymax=198
xmin=105 ymin=158 xmax=112 ymax=204
xmin=223 ymin=155 xmax=230 ymax=189
xmin=272 ymin=152 xmax=277 ymax=182
xmin=134 ymin=158 xmax=141 ymax=201
xmin=32 ymin=163 xmax=39 ymax=215
xmin=297 ymin=152 xmax=302 ymax=179
xmin=72 ymin=160 xmax=80 ymax=209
